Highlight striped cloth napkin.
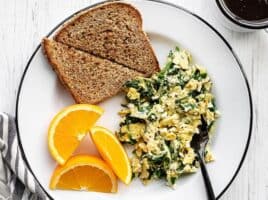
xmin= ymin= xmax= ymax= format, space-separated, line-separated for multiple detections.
xmin=0 ymin=113 xmax=49 ymax=200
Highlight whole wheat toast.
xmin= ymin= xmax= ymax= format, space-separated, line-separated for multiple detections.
xmin=42 ymin=38 xmax=144 ymax=104
xmin=54 ymin=2 xmax=159 ymax=76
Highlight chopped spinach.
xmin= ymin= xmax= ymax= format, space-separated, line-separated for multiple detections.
xmin=123 ymin=115 xmax=145 ymax=125
xmin=189 ymin=90 xmax=201 ymax=98
xmin=193 ymin=69 xmax=207 ymax=81
xmin=125 ymin=79 xmax=140 ymax=89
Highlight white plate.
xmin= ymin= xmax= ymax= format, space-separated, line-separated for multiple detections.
xmin=16 ymin=0 xmax=253 ymax=199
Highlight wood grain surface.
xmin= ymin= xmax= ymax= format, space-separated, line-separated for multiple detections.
xmin=0 ymin=0 xmax=267 ymax=199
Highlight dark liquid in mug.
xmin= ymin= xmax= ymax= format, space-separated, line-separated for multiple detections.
xmin=223 ymin=0 xmax=268 ymax=21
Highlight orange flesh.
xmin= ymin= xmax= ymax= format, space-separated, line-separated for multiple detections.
xmin=56 ymin=166 xmax=113 ymax=193
xmin=91 ymin=127 xmax=131 ymax=184
xmin=52 ymin=110 xmax=101 ymax=162
xmin=50 ymin=155 xmax=117 ymax=193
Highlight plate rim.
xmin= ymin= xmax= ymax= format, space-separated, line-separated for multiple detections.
xmin=15 ymin=0 xmax=253 ymax=199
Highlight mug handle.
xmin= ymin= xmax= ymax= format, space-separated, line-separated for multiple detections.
xmin=265 ymin=29 xmax=268 ymax=34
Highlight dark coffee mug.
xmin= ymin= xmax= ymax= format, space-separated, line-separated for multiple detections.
xmin=212 ymin=0 xmax=268 ymax=32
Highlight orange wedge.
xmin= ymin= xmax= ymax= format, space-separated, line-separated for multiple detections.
xmin=50 ymin=155 xmax=117 ymax=193
xmin=90 ymin=126 xmax=132 ymax=184
xmin=48 ymin=104 xmax=104 ymax=165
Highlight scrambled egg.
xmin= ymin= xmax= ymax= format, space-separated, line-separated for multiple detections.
xmin=116 ymin=47 xmax=219 ymax=186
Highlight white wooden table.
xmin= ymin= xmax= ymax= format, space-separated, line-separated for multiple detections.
xmin=0 ymin=0 xmax=267 ymax=199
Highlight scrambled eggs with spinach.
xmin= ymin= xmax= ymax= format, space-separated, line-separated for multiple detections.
xmin=116 ymin=47 xmax=219 ymax=186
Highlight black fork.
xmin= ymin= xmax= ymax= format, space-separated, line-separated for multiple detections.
xmin=190 ymin=115 xmax=216 ymax=200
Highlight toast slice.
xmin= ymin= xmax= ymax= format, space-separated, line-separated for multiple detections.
xmin=42 ymin=38 xmax=143 ymax=104
xmin=54 ymin=2 xmax=159 ymax=76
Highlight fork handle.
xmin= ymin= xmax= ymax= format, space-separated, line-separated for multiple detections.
xmin=197 ymin=152 xmax=216 ymax=200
